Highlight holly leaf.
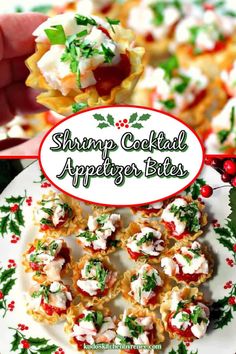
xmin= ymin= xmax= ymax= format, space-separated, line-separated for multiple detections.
xmin=28 ymin=337 xmax=49 ymax=346
xmin=0 ymin=215 xmax=9 ymax=236
xmin=129 ymin=113 xmax=138 ymax=123
xmin=214 ymin=309 xmax=233 ymax=329
xmin=15 ymin=209 xmax=24 ymax=226
xmin=11 ymin=332 xmax=21 ymax=351
xmin=169 ymin=350 xmax=176 ymax=354
xmin=214 ymin=226 xmax=232 ymax=239
xmin=228 ymin=187 xmax=236 ymax=230
xmin=93 ymin=114 xmax=105 ymax=121
xmin=131 ymin=123 xmax=143 ymax=129
xmin=0 ymin=268 xmax=15 ymax=282
xmin=185 ymin=178 xmax=206 ymax=199
xmin=178 ymin=342 xmax=187 ymax=354
xmin=107 ymin=114 xmax=114 ymax=126
xmin=19 ymin=349 xmax=28 ymax=354
xmin=5 ymin=196 xmax=23 ymax=203
xmin=0 ymin=301 xmax=4 ymax=309
xmin=217 ymin=237 xmax=234 ymax=252
xmin=138 ymin=113 xmax=151 ymax=121
xmin=2 ymin=278 xmax=16 ymax=295
xmin=97 ymin=123 xmax=110 ymax=129
xmin=9 ymin=219 xmax=20 ymax=236
xmin=0 ymin=206 xmax=11 ymax=212
xmin=37 ymin=345 xmax=58 ymax=354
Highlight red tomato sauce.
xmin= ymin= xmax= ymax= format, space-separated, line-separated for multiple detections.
xmin=167 ymin=311 xmax=194 ymax=339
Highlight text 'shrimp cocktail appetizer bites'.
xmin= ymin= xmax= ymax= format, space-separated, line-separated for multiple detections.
xmin=161 ymin=195 xmax=208 ymax=242
xmin=26 ymin=13 xmax=145 ymax=115
xmin=22 ymin=237 xmax=72 ymax=283
xmin=65 ymin=304 xmax=117 ymax=352
xmin=160 ymin=287 xmax=210 ymax=342
xmin=76 ymin=212 xmax=122 ymax=255
xmin=72 ymin=254 xmax=120 ymax=305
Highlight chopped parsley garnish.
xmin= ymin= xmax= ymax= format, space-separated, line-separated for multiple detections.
xmin=101 ymin=44 xmax=115 ymax=63
xmin=161 ymin=98 xmax=176 ymax=110
xmin=31 ymin=285 xmax=50 ymax=303
xmin=170 ymin=201 xmax=201 ymax=233
xmin=106 ymin=17 xmax=120 ymax=33
xmin=84 ymin=259 xmax=108 ymax=291
xmin=150 ymin=1 xmax=182 ymax=26
xmin=41 ymin=207 xmax=53 ymax=216
xmin=75 ymin=14 xmax=98 ymax=26
xmin=78 ymin=230 xmax=98 ymax=242
xmin=217 ymin=106 xmax=235 ymax=144
xmin=44 ymin=25 xmax=66 ymax=45
xmin=116 ymin=334 xmax=130 ymax=344
xmin=83 ymin=311 xmax=104 ymax=328
xmin=159 ymin=56 xmax=179 ymax=80
xmin=174 ymin=74 xmax=190 ymax=93
xmin=131 ymin=274 xmax=138 ymax=282
xmin=137 ymin=232 xmax=154 ymax=246
xmin=189 ymin=248 xmax=201 ymax=258
xmin=182 ymin=255 xmax=192 ymax=265
xmin=96 ymin=214 xmax=110 ymax=225
xmin=142 ymin=272 xmax=157 ymax=292
xmin=72 ymin=102 xmax=88 ymax=113
xmin=124 ymin=316 xmax=144 ymax=338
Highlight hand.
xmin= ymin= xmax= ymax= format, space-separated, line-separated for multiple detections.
xmin=0 ymin=13 xmax=47 ymax=125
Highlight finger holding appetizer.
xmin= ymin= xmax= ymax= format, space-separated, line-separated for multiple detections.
xmin=160 ymin=195 xmax=207 ymax=242
xmin=72 ymin=255 xmax=120 ymax=305
xmin=26 ymin=13 xmax=145 ymax=116
xmin=122 ymin=221 xmax=167 ymax=263
xmin=25 ymin=280 xmax=73 ymax=324
xmin=160 ymin=241 xmax=213 ymax=286
xmin=22 ymin=237 xmax=72 ymax=283
xmin=76 ymin=212 xmax=122 ymax=255
xmin=121 ymin=263 xmax=169 ymax=310
xmin=115 ymin=307 xmax=165 ymax=354
xmin=160 ymin=286 xmax=210 ymax=342
xmin=34 ymin=190 xmax=86 ymax=237
xmin=65 ymin=303 xmax=117 ymax=353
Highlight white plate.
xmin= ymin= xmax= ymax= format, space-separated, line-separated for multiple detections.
xmin=0 ymin=160 xmax=236 ymax=354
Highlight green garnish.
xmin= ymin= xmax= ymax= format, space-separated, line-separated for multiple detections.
xmin=96 ymin=214 xmax=110 ymax=225
xmin=41 ymin=207 xmax=54 ymax=216
xmin=106 ymin=17 xmax=120 ymax=33
xmin=217 ymin=106 xmax=235 ymax=144
xmin=174 ymin=74 xmax=191 ymax=93
xmin=84 ymin=259 xmax=109 ymax=292
xmin=161 ymin=98 xmax=176 ymax=110
xmin=31 ymin=5 xmax=52 ymax=13
xmin=78 ymin=231 xmax=98 ymax=242
xmin=44 ymin=25 xmax=66 ymax=45
xmin=142 ymin=272 xmax=157 ymax=292
xmin=136 ymin=232 xmax=154 ymax=246
xmin=159 ymin=56 xmax=179 ymax=80
xmin=182 ymin=255 xmax=192 ymax=265
xmin=72 ymin=102 xmax=88 ymax=113
xmin=170 ymin=201 xmax=201 ymax=233
xmin=116 ymin=334 xmax=130 ymax=344
xmin=83 ymin=311 xmax=104 ymax=328
xmin=75 ymin=14 xmax=98 ymax=26
xmin=125 ymin=316 xmax=144 ymax=338
xmin=101 ymin=44 xmax=115 ymax=63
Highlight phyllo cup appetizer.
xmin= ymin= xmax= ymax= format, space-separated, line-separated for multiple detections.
xmin=65 ymin=303 xmax=117 ymax=352
xmin=161 ymin=241 xmax=213 ymax=285
xmin=205 ymin=98 xmax=236 ymax=154
xmin=160 ymin=286 xmax=210 ymax=342
xmin=121 ymin=0 xmax=184 ymax=60
xmin=72 ymin=255 xmax=120 ymax=304
xmin=122 ymin=221 xmax=167 ymax=263
xmin=130 ymin=201 xmax=164 ymax=217
xmin=161 ymin=196 xmax=207 ymax=242
xmin=174 ymin=6 xmax=236 ymax=78
xmin=26 ymin=13 xmax=145 ymax=116
xmin=121 ymin=263 xmax=169 ymax=310
xmin=25 ymin=281 xmax=72 ymax=324
xmin=34 ymin=190 xmax=85 ymax=237
xmin=76 ymin=212 xmax=122 ymax=255
xmin=22 ymin=237 xmax=71 ymax=283
xmin=115 ymin=308 xmax=165 ymax=354
xmin=132 ymin=56 xmax=227 ymax=132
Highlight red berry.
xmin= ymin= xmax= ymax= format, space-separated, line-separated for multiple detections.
xmin=233 ymin=244 xmax=236 ymax=252
xmin=205 ymin=157 xmax=213 ymax=165
xmin=10 ymin=204 xmax=19 ymax=213
xmin=119 ymin=120 xmax=121 ymax=123
xmin=115 ymin=123 xmax=119 ymax=127
xmin=223 ymin=160 xmax=236 ymax=175
xmin=0 ymin=291 xmax=3 ymax=299
xmin=211 ymin=158 xmax=222 ymax=169
xmin=200 ymin=185 xmax=213 ymax=198
xmin=231 ymin=176 xmax=236 ymax=187
xmin=221 ymin=172 xmax=231 ymax=182
xmin=123 ymin=119 xmax=128 ymax=123
xmin=21 ymin=340 xmax=30 ymax=349
xmin=125 ymin=124 xmax=129 ymax=128
xmin=228 ymin=296 xmax=236 ymax=306
xmin=120 ymin=123 xmax=124 ymax=127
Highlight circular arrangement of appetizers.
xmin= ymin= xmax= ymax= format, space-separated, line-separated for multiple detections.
xmin=21 ymin=183 xmax=216 ymax=352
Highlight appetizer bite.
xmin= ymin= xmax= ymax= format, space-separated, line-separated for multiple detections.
xmin=121 ymin=0 xmax=184 ymax=60
xmin=160 ymin=287 xmax=210 ymax=342
xmin=121 ymin=263 xmax=169 ymax=310
xmin=26 ymin=13 xmax=144 ymax=116
xmin=34 ymin=190 xmax=85 ymax=236
xmin=22 ymin=237 xmax=71 ymax=283
xmin=123 ymin=221 xmax=167 ymax=263
xmin=205 ymin=98 xmax=236 ymax=154
xmin=130 ymin=201 xmax=164 ymax=217
xmin=72 ymin=255 xmax=120 ymax=304
xmin=161 ymin=196 xmax=207 ymax=241
xmin=132 ymin=56 xmax=227 ymax=131
xmin=161 ymin=241 xmax=213 ymax=285
xmin=26 ymin=281 xmax=72 ymax=324
xmin=76 ymin=212 xmax=121 ymax=255
xmin=65 ymin=303 xmax=117 ymax=352
xmin=115 ymin=307 xmax=165 ymax=353
xmin=174 ymin=5 xmax=236 ymax=78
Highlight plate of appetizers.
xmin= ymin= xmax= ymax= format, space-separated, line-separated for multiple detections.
xmin=0 ymin=158 xmax=236 ymax=353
